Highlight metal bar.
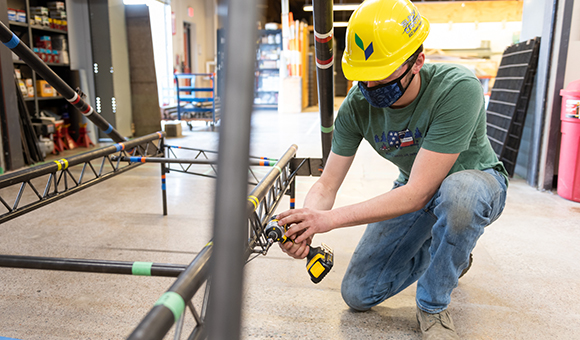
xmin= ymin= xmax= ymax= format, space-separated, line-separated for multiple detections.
xmin=245 ymin=145 xmax=297 ymax=216
xmin=127 ymin=243 xmax=213 ymax=340
xmin=0 ymin=132 xmax=164 ymax=189
xmin=166 ymin=145 xmax=277 ymax=161
xmin=205 ymin=0 xmax=259 ymax=337
xmin=112 ymin=156 xmax=278 ymax=167
xmin=160 ymin=137 xmax=168 ymax=216
xmin=0 ymin=21 xmax=125 ymax=143
xmin=0 ymin=255 xmax=187 ymax=277
xmin=313 ymin=0 xmax=334 ymax=164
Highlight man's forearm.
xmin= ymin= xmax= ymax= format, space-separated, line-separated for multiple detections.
xmin=303 ymin=180 xmax=337 ymax=211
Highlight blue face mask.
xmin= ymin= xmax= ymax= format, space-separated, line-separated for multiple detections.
xmin=358 ymin=65 xmax=415 ymax=108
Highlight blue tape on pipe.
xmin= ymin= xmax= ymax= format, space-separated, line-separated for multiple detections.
xmin=115 ymin=144 xmax=123 ymax=152
xmin=129 ymin=157 xmax=140 ymax=162
xmin=3 ymin=33 xmax=20 ymax=49
xmin=162 ymin=183 xmax=166 ymax=190
xmin=104 ymin=124 xmax=114 ymax=134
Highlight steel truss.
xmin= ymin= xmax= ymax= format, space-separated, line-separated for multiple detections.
xmin=160 ymin=145 xmax=278 ymax=184
xmin=127 ymin=145 xmax=300 ymax=340
xmin=0 ymin=132 xmax=165 ymax=224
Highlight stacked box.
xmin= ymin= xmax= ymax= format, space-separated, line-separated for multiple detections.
xmin=48 ymin=2 xmax=65 ymax=11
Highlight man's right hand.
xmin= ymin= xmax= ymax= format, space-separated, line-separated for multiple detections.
xmin=279 ymin=236 xmax=312 ymax=259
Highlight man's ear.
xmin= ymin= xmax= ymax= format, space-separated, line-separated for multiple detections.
xmin=413 ymin=52 xmax=426 ymax=74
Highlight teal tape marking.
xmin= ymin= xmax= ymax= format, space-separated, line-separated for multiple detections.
xmin=274 ymin=165 xmax=282 ymax=174
xmin=321 ymin=124 xmax=334 ymax=133
xmin=154 ymin=292 xmax=185 ymax=322
xmin=132 ymin=262 xmax=153 ymax=276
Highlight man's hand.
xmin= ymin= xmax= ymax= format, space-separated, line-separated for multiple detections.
xmin=279 ymin=236 xmax=311 ymax=259
xmin=277 ymin=208 xmax=335 ymax=244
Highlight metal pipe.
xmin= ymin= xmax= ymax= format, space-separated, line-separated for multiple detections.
xmin=166 ymin=145 xmax=277 ymax=161
xmin=0 ymin=21 xmax=125 ymax=143
xmin=127 ymin=243 xmax=213 ymax=340
xmin=159 ymin=137 xmax=168 ymax=216
xmin=205 ymin=0 xmax=260 ymax=338
xmin=0 ymin=132 xmax=164 ymax=189
xmin=0 ymin=255 xmax=186 ymax=277
xmin=246 ymin=145 xmax=297 ymax=215
xmin=112 ymin=156 xmax=278 ymax=167
xmin=313 ymin=0 xmax=334 ymax=164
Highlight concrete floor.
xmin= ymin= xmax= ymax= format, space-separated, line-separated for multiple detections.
xmin=1 ymin=107 xmax=579 ymax=339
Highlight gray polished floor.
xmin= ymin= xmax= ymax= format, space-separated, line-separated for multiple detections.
xmin=0 ymin=108 xmax=579 ymax=339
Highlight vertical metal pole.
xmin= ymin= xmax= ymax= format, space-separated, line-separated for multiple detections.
xmin=205 ymin=0 xmax=259 ymax=338
xmin=289 ymin=174 xmax=296 ymax=210
xmin=313 ymin=0 xmax=334 ymax=164
xmin=161 ymin=137 xmax=168 ymax=216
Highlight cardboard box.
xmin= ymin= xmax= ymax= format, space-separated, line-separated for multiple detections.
xmin=164 ymin=121 xmax=183 ymax=137
xmin=36 ymin=80 xmax=55 ymax=97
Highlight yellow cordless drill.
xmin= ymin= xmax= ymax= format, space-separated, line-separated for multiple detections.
xmin=265 ymin=217 xmax=334 ymax=284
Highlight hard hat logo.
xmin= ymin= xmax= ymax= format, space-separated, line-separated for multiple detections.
xmin=341 ymin=0 xmax=430 ymax=81
xmin=354 ymin=33 xmax=374 ymax=61
xmin=400 ymin=9 xmax=422 ymax=38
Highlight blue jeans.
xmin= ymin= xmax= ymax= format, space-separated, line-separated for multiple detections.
xmin=341 ymin=169 xmax=507 ymax=313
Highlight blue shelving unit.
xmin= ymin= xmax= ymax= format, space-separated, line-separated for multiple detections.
xmin=174 ymin=73 xmax=219 ymax=130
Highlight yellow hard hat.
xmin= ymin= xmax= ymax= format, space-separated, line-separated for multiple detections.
xmin=341 ymin=0 xmax=430 ymax=81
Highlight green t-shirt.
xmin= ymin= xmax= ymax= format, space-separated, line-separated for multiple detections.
xmin=332 ymin=63 xmax=508 ymax=184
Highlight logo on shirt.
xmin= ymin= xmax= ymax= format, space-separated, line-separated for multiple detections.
xmin=375 ymin=128 xmax=422 ymax=151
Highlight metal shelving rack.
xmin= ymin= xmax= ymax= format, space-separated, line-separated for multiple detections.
xmin=174 ymin=73 xmax=219 ymax=130
xmin=8 ymin=0 xmax=71 ymax=117
xmin=254 ymin=29 xmax=282 ymax=109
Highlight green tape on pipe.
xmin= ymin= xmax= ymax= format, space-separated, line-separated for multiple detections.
xmin=274 ymin=165 xmax=282 ymax=174
xmin=132 ymin=261 xmax=153 ymax=276
xmin=154 ymin=292 xmax=185 ymax=323
xmin=321 ymin=124 xmax=334 ymax=133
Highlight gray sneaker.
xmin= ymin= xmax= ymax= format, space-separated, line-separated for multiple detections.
xmin=416 ymin=306 xmax=460 ymax=340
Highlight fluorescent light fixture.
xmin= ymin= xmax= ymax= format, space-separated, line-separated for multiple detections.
xmin=334 ymin=22 xmax=349 ymax=27
xmin=303 ymin=4 xmax=360 ymax=12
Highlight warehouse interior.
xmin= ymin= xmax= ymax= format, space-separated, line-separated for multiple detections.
xmin=0 ymin=0 xmax=579 ymax=339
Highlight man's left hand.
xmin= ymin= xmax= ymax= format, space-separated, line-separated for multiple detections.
xmin=277 ymin=208 xmax=334 ymax=243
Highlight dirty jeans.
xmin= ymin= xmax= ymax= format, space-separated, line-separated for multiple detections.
xmin=341 ymin=169 xmax=507 ymax=313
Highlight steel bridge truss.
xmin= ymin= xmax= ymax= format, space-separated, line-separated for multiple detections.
xmin=0 ymin=132 xmax=166 ymax=225
xmin=0 ymin=137 xmax=300 ymax=340
xmin=126 ymin=144 xmax=300 ymax=340
xmin=161 ymin=145 xmax=278 ymax=184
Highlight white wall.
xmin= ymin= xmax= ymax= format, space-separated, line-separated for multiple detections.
xmin=563 ymin=0 xmax=580 ymax=86
xmin=171 ymin=0 xmax=216 ymax=74
xmin=424 ymin=21 xmax=522 ymax=65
